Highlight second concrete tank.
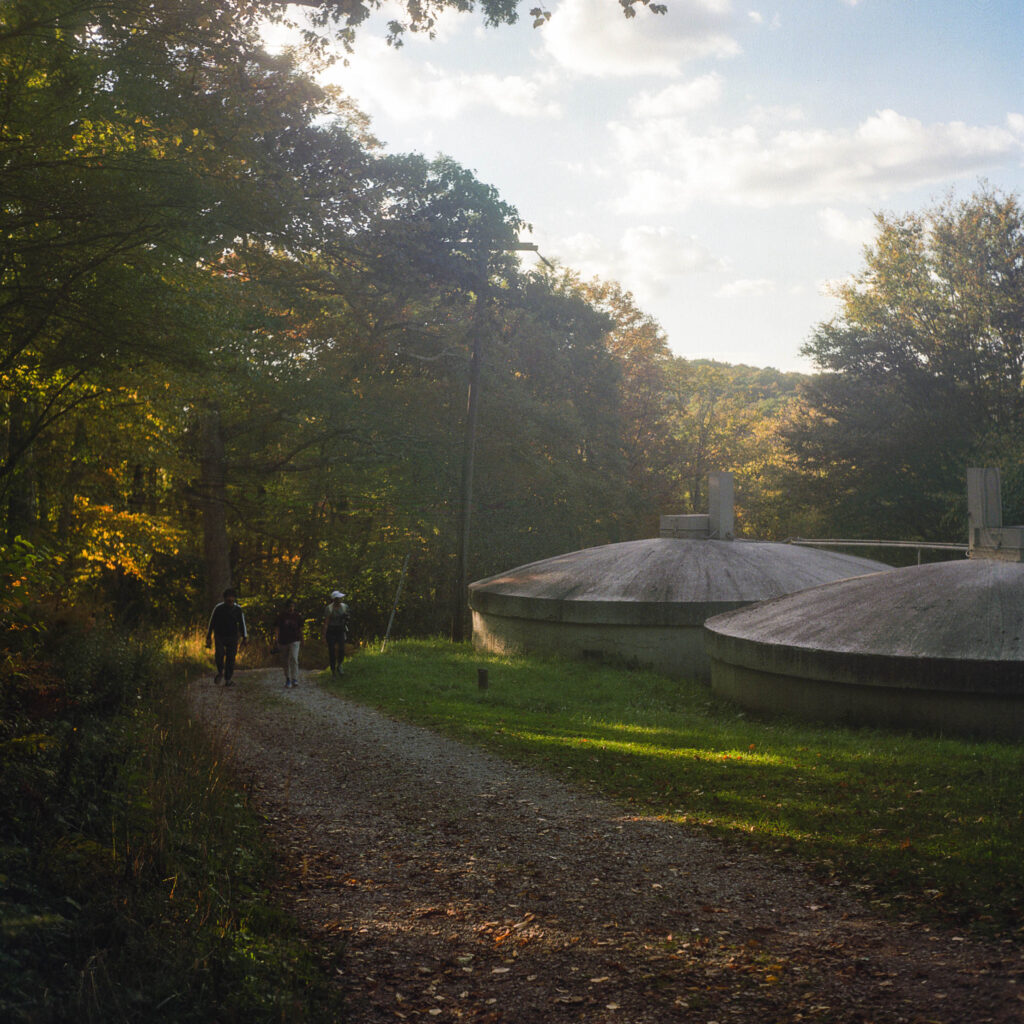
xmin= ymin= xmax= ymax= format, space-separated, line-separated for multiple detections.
xmin=704 ymin=558 xmax=1024 ymax=739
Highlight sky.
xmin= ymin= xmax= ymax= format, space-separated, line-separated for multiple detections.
xmin=273 ymin=0 xmax=1024 ymax=372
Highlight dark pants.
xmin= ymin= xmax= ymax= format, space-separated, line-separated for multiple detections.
xmin=326 ymin=630 xmax=346 ymax=672
xmin=215 ymin=637 xmax=239 ymax=681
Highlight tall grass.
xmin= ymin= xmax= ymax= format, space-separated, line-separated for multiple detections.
xmin=326 ymin=638 xmax=1024 ymax=941
xmin=1 ymin=618 xmax=345 ymax=1023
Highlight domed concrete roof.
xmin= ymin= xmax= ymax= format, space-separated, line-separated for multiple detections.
xmin=469 ymin=538 xmax=889 ymax=626
xmin=704 ymin=560 xmax=1024 ymax=738
xmin=705 ymin=558 xmax=1024 ymax=672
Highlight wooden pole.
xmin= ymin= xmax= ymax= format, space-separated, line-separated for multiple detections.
xmin=451 ymin=273 xmax=489 ymax=643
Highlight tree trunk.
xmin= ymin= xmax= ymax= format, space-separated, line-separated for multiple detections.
xmin=5 ymin=397 xmax=38 ymax=543
xmin=198 ymin=400 xmax=232 ymax=610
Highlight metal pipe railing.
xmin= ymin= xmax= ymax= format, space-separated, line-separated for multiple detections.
xmin=785 ymin=538 xmax=968 ymax=565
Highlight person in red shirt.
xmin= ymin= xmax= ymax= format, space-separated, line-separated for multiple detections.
xmin=274 ymin=599 xmax=304 ymax=689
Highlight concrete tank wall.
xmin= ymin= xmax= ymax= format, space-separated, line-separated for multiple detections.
xmin=705 ymin=559 xmax=1024 ymax=739
xmin=707 ymin=636 xmax=1024 ymax=739
xmin=471 ymin=603 xmax=745 ymax=678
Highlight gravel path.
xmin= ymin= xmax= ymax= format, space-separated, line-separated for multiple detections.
xmin=190 ymin=668 xmax=1024 ymax=1023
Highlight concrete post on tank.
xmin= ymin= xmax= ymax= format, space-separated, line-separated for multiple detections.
xmin=709 ymin=471 xmax=734 ymax=540
xmin=968 ymin=467 xmax=1024 ymax=562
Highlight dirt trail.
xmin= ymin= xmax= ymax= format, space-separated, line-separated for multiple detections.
xmin=190 ymin=668 xmax=1024 ymax=1023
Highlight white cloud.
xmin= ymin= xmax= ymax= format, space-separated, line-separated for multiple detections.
xmin=553 ymin=231 xmax=609 ymax=279
xmin=747 ymin=103 xmax=804 ymax=127
xmin=560 ymin=160 xmax=590 ymax=176
xmin=747 ymin=9 xmax=781 ymax=29
xmin=334 ymin=37 xmax=562 ymax=121
xmin=620 ymin=225 xmax=726 ymax=284
xmin=627 ymin=74 xmax=724 ymax=118
xmin=818 ymin=207 xmax=876 ymax=247
xmin=549 ymin=225 xmax=724 ymax=301
xmin=541 ymin=0 xmax=740 ymax=78
xmin=611 ymin=108 xmax=1024 ymax=211
xmin=716 ymin=277 xmax=776 ymax=298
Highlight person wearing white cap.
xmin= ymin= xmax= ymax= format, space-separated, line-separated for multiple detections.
xmin=323 ymin=590 xmax=350 ymax=674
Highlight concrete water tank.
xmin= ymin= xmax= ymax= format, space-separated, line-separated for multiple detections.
xmin=704 ymin=468 xmax=1024 ymax=739
xmin=704 ymin=559 xmax=1024 ymax=739
xmin=469 ymin=536 xmax=888 ymax=680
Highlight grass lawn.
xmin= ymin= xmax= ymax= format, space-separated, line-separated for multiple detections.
xmin=324 ymin=638 xmax=1024 ymax=942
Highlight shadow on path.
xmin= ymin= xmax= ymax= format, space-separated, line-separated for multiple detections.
xmin=190 ymin=668 xmax=1024 ymax=1023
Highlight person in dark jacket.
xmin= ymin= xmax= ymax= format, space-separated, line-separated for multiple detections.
xmin=205 ymin=588 xmax=247 ymax=685
xmin=274 ymin=599 xmax=303 ymax=689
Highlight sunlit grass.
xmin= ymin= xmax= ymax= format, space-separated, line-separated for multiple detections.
xmin=323 ymin=637 xmax=1024 ymax=941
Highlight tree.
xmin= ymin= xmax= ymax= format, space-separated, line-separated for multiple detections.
xmin=0 ymin=0 xmax=355 ymax=607
xmin=554 ymin=274 xmax=676 ymax=537
xmin=786 ymin=187 xmax=1024 ymax=540
xmin=0 ymin=0 xmax=675 ymax=630
xmin=0 ymin=0 xmax=330 ymax=487
xmin=275 ymin=0 xmax=666 ymax=47
xmin=471 ymin=271 xmax=621 ymax=560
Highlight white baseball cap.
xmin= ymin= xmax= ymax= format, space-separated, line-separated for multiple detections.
xmin=330 ymin=590 xmax=345 ymax=599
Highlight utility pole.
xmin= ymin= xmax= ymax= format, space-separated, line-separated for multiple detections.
xmin=450 ymin=243 xmax=549 ymax=643
xmin=450 ymin=272 xmax=489 ymax=643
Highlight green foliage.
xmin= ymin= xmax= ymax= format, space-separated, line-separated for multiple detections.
xmin=662 ymin=359 xmax=805 ymax=538
xmin=0 ymin=608 xmax=345 ymax=1022
xmin=788 ymin=186 xmax=1024 ymax=541
xmin=326 ymin=640 xmax=1024 ymax=941
xmin=8 ymin=3 xmax=1020 ymax=644
xmin=274 ymin=0 xmax=661 ymax=48
xmin=1 ymin=0 xmax=816 ymax=636
xmin=0 ymin=0 xmax=334 ymax=611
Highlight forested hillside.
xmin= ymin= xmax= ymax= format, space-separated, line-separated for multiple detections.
xmin=0 ymin=0 xmax=803 ymax=640
xmin=5 ymin=3 xmax=1024 ymax=643
xmin=4 ymin=4 xmax=1024 ymax=1020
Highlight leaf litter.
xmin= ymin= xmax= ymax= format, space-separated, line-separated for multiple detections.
xmin=191 ymin=669 xmax=1024 ymax=1023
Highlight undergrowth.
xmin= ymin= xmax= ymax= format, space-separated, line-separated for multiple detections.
xmin=0 ymin=610 xmax=345 ymax=1023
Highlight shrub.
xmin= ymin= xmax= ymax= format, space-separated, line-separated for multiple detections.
xmin=0 ymin=607 xmax=344 ymax=1022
